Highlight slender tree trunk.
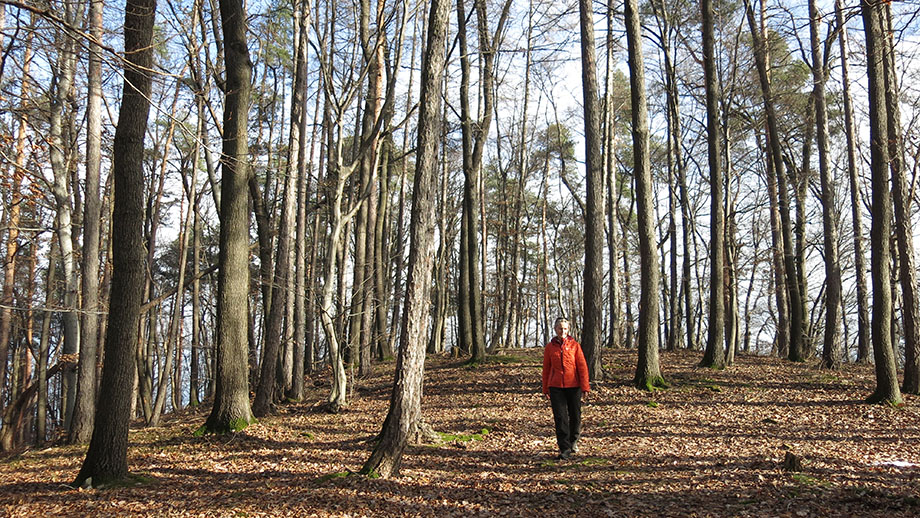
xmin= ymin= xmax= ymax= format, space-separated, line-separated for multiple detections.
xmin=149 ymin=185 xmax=193 ymax=426
xmin=49 ymin=1 xmax=83 ymax=431
xmin=71 ymin=0 xmax=105 ymax=444
xmin=836 ymin=0 xmax=870 ymax=364
xmin=0 ymin=15 xmax=33 ymax=416
xmin=36 ymin=241 xmax=56 ymax=445
xmin=881 ymin=5 xmax=919 ymax=393
xmin=72 ymin=0 xmax=155 ymax=486
xmin=252 ymin=114 xmax=298 ymax=417
xmin=745 ymin=0 xmax=804 ymax=363
xmin=578 ymin=0 xmax=605 ymax=382
xmin=190 ymin=196 xmax=201 ymax=406
xmin=626 ymin=0 xmax=663 ymax=389
xmin=725 ymin=160 xmax=738 ymax=366
xmin=861 ymin=0 xmax=903 ymax=406
xmin=203 ymin=0 xmax=257 ymax=433
xmin=700 ymin=0 xmax=725 ymax=369
xmin=457 ymin=0 xmax=508 ymax=362
xmin=289 ymin=0 xmax=311 ymax=401
xmin=604 ymin=0 xmax=621 ymax=352
xmin=374 ymin=144 xmax=391 ymax=360
xmin=809 ymin=0 xmax=842 ymax=370
xmin=360 ymin=0 xmax=449 ymax=477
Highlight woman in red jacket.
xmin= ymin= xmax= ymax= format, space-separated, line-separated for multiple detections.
xmin=542 ymin=317 xmax=591 ymax=459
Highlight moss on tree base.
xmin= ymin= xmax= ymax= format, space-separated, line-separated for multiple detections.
xmin=635 ymin=376 xmax=669 ymax=392
xmin=195 ymin=416 xmax=257 ymax=436
xmin=864 ymin=391 xmax=904 ymax=407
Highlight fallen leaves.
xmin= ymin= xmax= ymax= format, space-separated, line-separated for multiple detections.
xmin=1 ymin=350 xmax=919 ymax=516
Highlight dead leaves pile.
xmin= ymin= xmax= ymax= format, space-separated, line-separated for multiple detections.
xmin=2 ymin=349 xmax=919 ymax=517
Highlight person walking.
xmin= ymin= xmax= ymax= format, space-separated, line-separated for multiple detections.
xmin=542 ymin=317 xmax=591 ymax=459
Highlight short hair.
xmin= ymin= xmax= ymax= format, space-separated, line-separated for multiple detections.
xmin=554 ymin=317 xmax=569 ymax=327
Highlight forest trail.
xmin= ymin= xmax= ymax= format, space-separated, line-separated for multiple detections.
xmin=1 ymin=348 xmax=918 ymax=517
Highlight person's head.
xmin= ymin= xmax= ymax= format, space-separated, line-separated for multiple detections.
xmin=553 ymin=317 xmax=570 ymax=339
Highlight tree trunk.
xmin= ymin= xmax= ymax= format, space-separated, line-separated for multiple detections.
xmin=604 ymin=0 xmax=621 ymax=352
xmin=578 ymin=0 xmax=604 ymax=382
xmin=809 ymin=0 xmax=842 ymax=370
xmin=49 ymin=1 xmax=83 ymax=431
xmin=744 ymin=0 xmax=804 ymax=363
xmin=72 ymin=0 xmax=155 ymax=486
xmin=0 ymin=14 xmax=33 ymax=418
xmin=836 ymin=0 xmax=870 ymax=364
xmin=700 ymin=0 xmax=725 ymax=369
xmin=289 ymin=0 xmax=311 ymax=401
xmin=203 ymin=0 xmax=257 ymax=433
xmin=457 ymin=0 xmax=507 ymax=363
xmin=71 ymin=0 xmax=105 ymax=444
xmin=360 ymin=0 xmax=449 ymax=477
xmin=860 ymin=0 xmax=903 ymax=406
xmin=36 ymin=240 xmax=57 ymax=444
xmin=149 ymin=182 xmax=194 ymax=426
xmin=252 ymin=118 xmax=298 ymax=417
xmin=625 ymin=0 xmax=663 ymax=389
xmin=880 ymin=5 xmax=919 ymax=393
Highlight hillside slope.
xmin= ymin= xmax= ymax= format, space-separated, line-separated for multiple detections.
xmin=2 ymin=349 xmax=918 ymax=517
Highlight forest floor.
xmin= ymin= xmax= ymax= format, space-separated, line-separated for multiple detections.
xmin=1 ymin=348 xmax=919 ymax=517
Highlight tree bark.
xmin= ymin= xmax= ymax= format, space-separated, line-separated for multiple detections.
xmin=203 ymin=0 xmax=257 ymax=433
xmin=360 ymin=0 xmax=449 ymax=477
xmin=578 ymin=0 xmax=604 ymax=382
xmin=860 ymin=0 xmax=903 ymax=406
xmin=625 ymin=0 xmax=663 ymax=389
xmin=700 ymin=0 xmax=725 ymax=369
xmin=836 ymin=0 xmax=870 ymax=364
xmin=73 ymin=0 xmax=155 ymax=486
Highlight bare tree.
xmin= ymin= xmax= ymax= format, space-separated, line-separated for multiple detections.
xmin=578 ymin=0 xmax=604 ymax=382
xmin=699 ymin=0 xmax=725 ymax=369
xmin=359 ymin=0 xmax=450 ymax=477
xmin=860 ymin=0 xmax=902 ymax=406
xmin=203 ymin=0 xmax=258 ymax=433
xmin=626 ymin=0 xmax=664 ymax=389
xmin=835 ymin=0 xmax=869 ymax=364
xmin=72 ymin=0 xmax=155 ymax=487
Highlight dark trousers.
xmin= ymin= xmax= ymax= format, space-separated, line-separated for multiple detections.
xmin=549 ymin=386 xmax=582 ymax=453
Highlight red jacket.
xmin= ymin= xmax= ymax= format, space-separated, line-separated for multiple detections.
xmin=542 ymin=335 xmax=591 ymax=394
